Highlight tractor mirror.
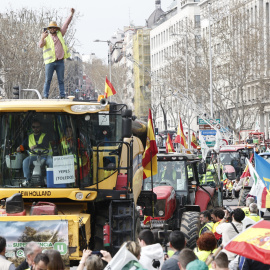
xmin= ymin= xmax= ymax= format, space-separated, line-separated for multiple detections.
xmin=198 ymin=162 xmax=207 ymax=174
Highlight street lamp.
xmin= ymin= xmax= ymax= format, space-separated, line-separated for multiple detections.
xmin=93 ymin=39 xmax=112 ymax=82
xmin=170 ymin=17 xmax=191 ymax=149
xmin=208 ymin=2 xmax=213 ymax=118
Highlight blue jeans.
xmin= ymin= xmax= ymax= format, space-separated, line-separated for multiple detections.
xmin=43 ymin=60 xmax=65 ymax=98
xmin=23 ymin=156 xmax=53 ymax=181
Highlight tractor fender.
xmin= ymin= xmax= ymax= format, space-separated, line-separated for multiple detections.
xmin=195 ymin=187 xmax=215 ymax=211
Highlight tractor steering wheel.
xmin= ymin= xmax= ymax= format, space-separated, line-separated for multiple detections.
xmin=29 ymin=148 xmax=49 ymax=156
xmin=159 ymin=179 xmax=175 ymax=187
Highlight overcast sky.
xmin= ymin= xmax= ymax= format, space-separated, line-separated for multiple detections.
xmin=1 ymin=0 xmax=173 ymax=60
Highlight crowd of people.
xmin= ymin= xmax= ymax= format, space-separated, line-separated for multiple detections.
xmin=0 ymin=197 xmax=269 ymax=270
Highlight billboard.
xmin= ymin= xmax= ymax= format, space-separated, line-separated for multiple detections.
xmin=0 ymin=220 xmax=69 ymax=267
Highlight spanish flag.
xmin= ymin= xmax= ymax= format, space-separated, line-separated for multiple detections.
xmin=191 ymin=132 xmax=198 ymax=149
xmin=104 ymin=76 xmax=116 ymax=98
xmin=175 ymin=117 xmax=190 ymax=153
xmin=142 ymin=109 xmax=158 ymax=179
xmin=166 ymin=133 xmax=175 ymax=153
xmin=224 ymin=220 xmax=270 ymax=264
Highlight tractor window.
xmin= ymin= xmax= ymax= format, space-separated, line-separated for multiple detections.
xmin=143 ymin=161 xmax=188 ymax=192
xmin=220 ymin=152 xmax=239 ymax=165
xmin=0 ymin=112 xmax=93 ymax=188
xmin=78 ymin=112 xmax=123 ymax=183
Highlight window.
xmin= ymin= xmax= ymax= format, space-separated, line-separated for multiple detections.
xmin=194 ymin=15 xmax=201 ymax=28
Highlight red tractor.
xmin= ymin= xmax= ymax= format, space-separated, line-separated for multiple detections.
xmin=141 ymin=152 xmax=221 ymax=249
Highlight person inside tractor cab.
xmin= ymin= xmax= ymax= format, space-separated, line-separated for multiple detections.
xmin=16 ymin=119 xmax=53 ymax=187
xmin=200 ymin=160 xmax=217 ymax=187
xmin=60 ymin=126 xmax=90 ymax=180
xmin=161 ymin=163 xmax=180 ymax=186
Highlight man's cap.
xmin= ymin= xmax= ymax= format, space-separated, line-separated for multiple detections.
xmin=47 ymin=21 xmax=60 ymax=30
xmin=186 ymin=259 xmax=208 ymax=270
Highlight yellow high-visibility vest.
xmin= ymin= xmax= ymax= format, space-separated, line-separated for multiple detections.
xmin=28 ymin=133 xmax=52 ymax=156
xmin=43 ymin=31 xmax=70 ymax=64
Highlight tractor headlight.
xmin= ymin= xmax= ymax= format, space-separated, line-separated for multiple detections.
xmin=75 ymin=192 xmax=84 ymax=200
xmin=158 ymin=210 xmax=164 ymax=216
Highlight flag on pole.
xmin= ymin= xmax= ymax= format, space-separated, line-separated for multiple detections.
xmin=199 ymin=131 xmax=209 ymax=161
xmin=175 ymin=117 xmax=190 ymax=153
xmin=246 ymin=158 xmax=270 ymax=211
xmin=104 ymin=76 xmax=116 ymax=98
xmin=166 ymin=133 xmax=175 ymax=153
xmin=239 ymin=154 xmax=253 ymax=186
xmin=255 ymin=153 xmax=270 ymax=192
xmin=142 ymin=109 xmax=158 ymax=179
xmin=191 ymin=132 xmax=198 ymax=149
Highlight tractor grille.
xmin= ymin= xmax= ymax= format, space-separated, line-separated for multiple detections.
xmin=155 ymin=199 xmax=166 ymax=217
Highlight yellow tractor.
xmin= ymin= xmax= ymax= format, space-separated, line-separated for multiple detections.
xmin=0 ymin=96 xmax=152 ymax=267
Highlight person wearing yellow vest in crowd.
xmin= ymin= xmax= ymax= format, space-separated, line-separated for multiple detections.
xmin=242 ymin=202 xmax=261 ymax=229
xmin=39 ymin=8 xmax=75 ymax=99
xmin=17 ymin=120 xmax=53 ymax=186
xmin=194 ymin=231 xmax=217 ymax=269
xmin=223 ymin=178 xmax=233 ymax=198
xmin=199 ymin=211 xmax=214 ymax=237
xmin=248 ymin=203 xmax=261 ymax=222
xmin=242 ymin=197 xmax=255 ymax=216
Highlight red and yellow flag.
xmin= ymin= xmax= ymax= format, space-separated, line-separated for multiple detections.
xmin=191 ymin=132 xmax=198 ymax=149
xmin=104 ymin=76 xmax=116 ymax=98
xmin=224 ymin=220 xmax=270 ymax=264
xmin=175 ymin=117 xmax=190 ymax=153
xmin=166 ymin=133 xmax=175 ymax=153
xmin=142 ymin=109 xmax=158 ymax=179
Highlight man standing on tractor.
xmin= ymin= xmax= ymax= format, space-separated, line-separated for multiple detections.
xmin=39 ymin=8 xmax=75 ymax=99
xmin=16 ymin=119 xmax=53 ymax=186
xmin=199 ymin=211 xmax=214 ymax=236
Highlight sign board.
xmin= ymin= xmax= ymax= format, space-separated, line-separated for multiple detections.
xmin=53 ymin=155 xmax=75 ymax=184
xmin=199 ymin=125 xmax=212 ymax=130
xmin=200 ymin=129 xmax=216 ymax=146
xmin=0 ymin=220 xmax=69 ymax=267
xmin=201 ymin=130 xmax=217 ymax=136
xmin=198 ymin=118 xmax=220 ymax=125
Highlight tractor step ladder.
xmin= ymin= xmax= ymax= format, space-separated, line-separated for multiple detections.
xmin=109 ymin=200 xmax=135 ymax=252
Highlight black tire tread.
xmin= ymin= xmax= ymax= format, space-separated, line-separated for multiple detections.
xmin=180 ymin=211 xmax=200 ymax=249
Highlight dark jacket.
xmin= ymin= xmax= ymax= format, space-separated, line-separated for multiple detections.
xmin=15 ymin=260 xmax=29 ymax=270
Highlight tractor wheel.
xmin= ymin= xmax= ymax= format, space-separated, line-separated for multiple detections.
xmin=238 ymin=188 xmax=250 ymax=206
xmin=180 ymin=211 xmax=200 ymax=249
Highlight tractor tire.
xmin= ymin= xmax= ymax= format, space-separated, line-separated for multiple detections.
xmin=238 ymin=188 xmax=250 ymax=206
xmin=180 ymin=211 xmax=200 ymax=249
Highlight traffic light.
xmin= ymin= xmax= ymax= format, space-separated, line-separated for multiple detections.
xmin=13 ymin=85 xmax=21 ymax=99
xmin=155 ymin=127 xmax=159 ymax=135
